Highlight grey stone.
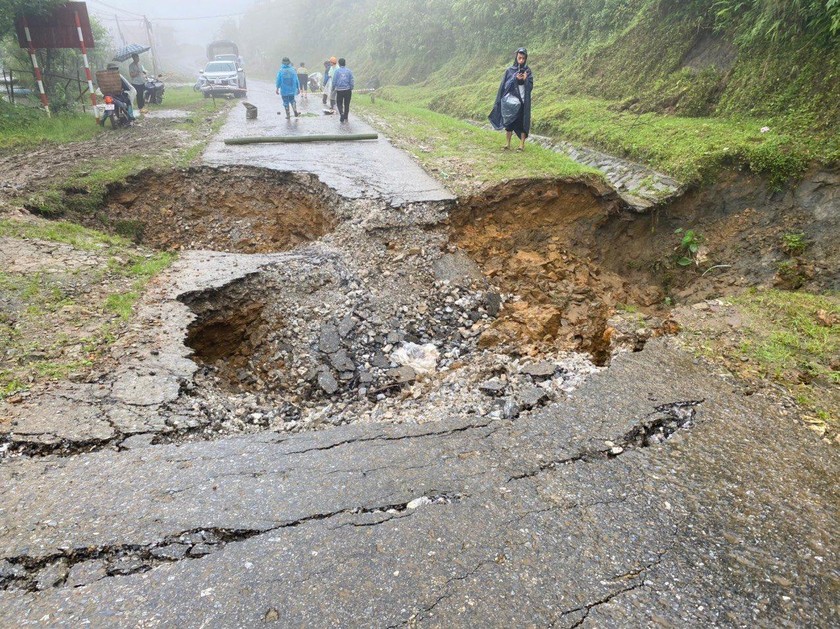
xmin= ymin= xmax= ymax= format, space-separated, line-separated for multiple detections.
xmin=189 ymin=544 xmax=215 ymax=557
xmin=317 ymin=371 xmax=339 ymax=395
xmin=518 ymin=386 xmax=549 ymax=410
xmin=338 ymin=314 xmax=356 ymax=338
xmin=107 ymin=558 xmax=146 ymax=576
xmin=35 ymin=560 xmax=69 ymax=590
xmin=388 ymin=366 xmax=416 ymax=384
xmin=503 ymin=398 xmax=521 ymax=419
xmin=479 ymin=378 xmax=507 ymax=396
xmin=329 ymin=349 xmax=355 ymax=373
xmin=318 ymin=324 xmax=341 ymax=354
xmin=431 ymin=252 xmax=485 ymax=287
xmin=485 ymin=292 xmax=502 ymax=317
xmin=0 ymin=559 xmax=25 ymax=580
xmin=371 ymin=352 xmax=390 ymax=369
xmin=151 ymin=544 xmax=191 ymax=561
xmin=120 ymin=434 xmax=156 ymax=450
xmin=520 ymin=361 xmax=556 ymax=378
xmin=66 ymin=560 xmax=107 ymax=587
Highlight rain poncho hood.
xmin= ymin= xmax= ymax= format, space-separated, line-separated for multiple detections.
xmin=276 ymin=61 xmax=300 ymax=97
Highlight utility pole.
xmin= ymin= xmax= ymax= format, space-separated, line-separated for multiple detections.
xmin=114 ymin=15 xmax=126 ymax=47
xmin=143 ymin=16 xmax=159 ymax=75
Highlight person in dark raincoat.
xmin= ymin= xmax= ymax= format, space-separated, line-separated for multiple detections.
xmin=489 ymin=47 xmax=533 ymax=151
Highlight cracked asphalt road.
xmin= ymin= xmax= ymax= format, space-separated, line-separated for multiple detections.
xmin=0 ymin=91 xmax=837 ymax=628
xmin=1 ymin=344 xmax=836 ymax=627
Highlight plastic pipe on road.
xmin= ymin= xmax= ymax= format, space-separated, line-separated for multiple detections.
xmin=224 ymin=134 xmax=378 ymax=145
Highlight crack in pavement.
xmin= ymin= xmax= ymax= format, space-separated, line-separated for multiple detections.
xmin=276 ymin=420 xmax=496 ymax=457
xmin=550 ymin=545 xmax=674 ymax=629
xmin=392 ymin=560 xmax=498 ymax=628
xmin=507 ymin=400 xmax=704 ymax=482
xmin=0 ymin=494 xmax=463 ymax=593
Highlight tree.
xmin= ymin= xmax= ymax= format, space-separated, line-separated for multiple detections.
xmin=0 ymin=0 xmax=62 ymax=39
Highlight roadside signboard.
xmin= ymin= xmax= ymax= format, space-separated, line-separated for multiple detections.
xmin=15 ymin=2 xmax=95 ymax=50
xmin=14 ymin=2 xmax=97 ymax=115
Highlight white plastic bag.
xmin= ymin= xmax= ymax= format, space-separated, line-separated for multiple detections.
xmin=391 ymin=342 xmax=439 ymax=375
xmin=501 ymin=92 xmax=522 ymax=127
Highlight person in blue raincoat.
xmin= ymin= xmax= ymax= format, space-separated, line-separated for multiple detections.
xmin=275 ymin=57 xmax=300 ymax=119
xmin=489 ymin=47 xmax=533 ymax=151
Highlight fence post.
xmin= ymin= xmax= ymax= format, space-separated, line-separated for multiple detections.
xmin=74 ymin=10 xmax=97 ymax=117
xmin=21 ymin=15 xmax=50 ymax=116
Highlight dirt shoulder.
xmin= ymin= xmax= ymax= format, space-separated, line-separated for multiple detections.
xmin=0 ymin=93 xmax=233 ymax=400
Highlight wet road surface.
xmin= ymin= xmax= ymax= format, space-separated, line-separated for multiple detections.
xmin=203 ymin=80 xmax=454 ymax=204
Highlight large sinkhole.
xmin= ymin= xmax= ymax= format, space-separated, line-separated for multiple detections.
xmin=178 ymin=251 xmax=518 ymax=423
xmin=450 ymin=177 xmax=665 ymax=364
xmin=95 ymin=166 xmax=338 ymax=253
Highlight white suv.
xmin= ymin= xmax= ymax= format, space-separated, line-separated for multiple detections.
xmin=198 ymin=60 xmax=246 ymax=98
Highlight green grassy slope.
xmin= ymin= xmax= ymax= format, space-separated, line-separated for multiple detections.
xmin=357 ymin=0 xmax=839 ymax=185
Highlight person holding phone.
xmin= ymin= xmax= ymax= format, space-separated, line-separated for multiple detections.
xmin=489 ymin=47 xmax=533 ymax=151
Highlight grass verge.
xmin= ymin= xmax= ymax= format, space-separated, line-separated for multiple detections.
xmin=733 ymin=290 xmax=839 ymax=432
xmin=356 ymin=98 xmax=596 ymax=195
xmin=376 ymin=54 xmax=837 ymax=187
xmin=679 ymin=289 xmax=838 ymax=437
xmin=0 ymin=101 xmax=101 ymax=150
xmin=0 ymin=219 xmax=176 ymax=400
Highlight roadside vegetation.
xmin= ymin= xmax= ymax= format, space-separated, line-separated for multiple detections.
xmin=232 ymin=0 xmax=838 ymax=186
xmin=0 ymin=86 xmax=228 ymax=399
xmin=0 ymin=219 xmax=175 ymax=400
xmin=378 ymin=82 xmax=823 ymax=187
xmin=17 ymin=86 xmax=231 ymax=218
xmin=0 ymin=101 xmax=103 ymax=149
xmin=677 ymin=289 xmax=839 ymax=436
xmin=358 ymin=99 xmax=596 ymax=195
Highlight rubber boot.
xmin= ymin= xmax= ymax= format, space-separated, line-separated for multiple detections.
xmin=284 ymin=106 xmax=290 ymax=120
xmin=293 ymin=104 xmax=300 ymax=117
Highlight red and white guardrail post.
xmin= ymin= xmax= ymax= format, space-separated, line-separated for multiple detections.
xmin=75 ymin=10 xmax=98 ymax=116
xmin=21 ymin=15 xmax=50 ymax=116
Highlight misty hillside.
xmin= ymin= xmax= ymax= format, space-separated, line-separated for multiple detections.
xmin=235 ymin=0 xmax=839 ymax=143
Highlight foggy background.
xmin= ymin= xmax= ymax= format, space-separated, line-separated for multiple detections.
xmin=86 ymin=0 xmax=258 ymax=76
xmin=84 ymin=0 xmax=380 ymax=83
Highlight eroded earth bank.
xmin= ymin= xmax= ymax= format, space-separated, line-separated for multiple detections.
xmin=0 ymin=98 xmax=837 ymax=627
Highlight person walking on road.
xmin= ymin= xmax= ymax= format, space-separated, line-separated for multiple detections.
xmin=276 ymin=57 xmax=300 ymax=119
xmin=297 ymin=62 xmax=309 ymax=101
xmin=332 ymin=58 xmax=355 ymax=123
xmin=489 ymin=47 xmax=533 ymax=151
xmin=128 ymin=53 xmax=147 ymax=111
xmin=323 ymin=56 xmax=338 ymax=112
xmin=321 ymin=60 xmax=331 ymax=105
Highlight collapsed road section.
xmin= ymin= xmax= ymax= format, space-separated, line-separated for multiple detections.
xmin=0 ymin=86 xmax=837 ymax=626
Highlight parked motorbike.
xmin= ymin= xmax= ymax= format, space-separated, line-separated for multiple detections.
xmin=100 ymin=93 xmax=133 ymax=129
xmin=144 ymin=74 xmax=165 ymax=105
